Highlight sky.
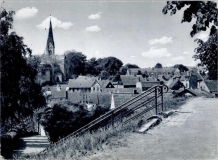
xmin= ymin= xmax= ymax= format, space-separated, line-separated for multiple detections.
xmin=3 ymin=0 xmax=210 ymax=68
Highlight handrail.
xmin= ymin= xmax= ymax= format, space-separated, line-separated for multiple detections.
xmin=39 ymin=85 xmax=163 ymax=155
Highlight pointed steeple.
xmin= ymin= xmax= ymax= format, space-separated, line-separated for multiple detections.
xmin=46 ymin=16 xmax=55 ymax=55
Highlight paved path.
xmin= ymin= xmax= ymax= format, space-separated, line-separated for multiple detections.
xmin=83 ymin=97 xmax=218 ymax=160
xmin=13 ymin=125 xmax=49 ymax=157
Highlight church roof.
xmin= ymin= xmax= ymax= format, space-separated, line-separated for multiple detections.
xmin=46 ymin=19 xmax=55 ymax=49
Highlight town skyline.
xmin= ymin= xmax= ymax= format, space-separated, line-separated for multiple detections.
xmin=3 ymin=0 xmax=209 ymax=68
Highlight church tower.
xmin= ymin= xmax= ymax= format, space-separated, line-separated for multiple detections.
xmin=46 ymin=18 xmax=55 ymax=55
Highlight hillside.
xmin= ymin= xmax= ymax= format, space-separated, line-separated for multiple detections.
xmin=81 ymin=97 xmax=218 ymax=160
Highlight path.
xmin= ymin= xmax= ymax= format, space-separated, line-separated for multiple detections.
xmin=82 ymin=97 xmax=218 ymax=160
xmin=13 ymin=125 xmax=49 ymax=157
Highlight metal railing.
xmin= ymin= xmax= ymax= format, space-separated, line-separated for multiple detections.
xmin=38 ymin=85 xmax=167 ymax=155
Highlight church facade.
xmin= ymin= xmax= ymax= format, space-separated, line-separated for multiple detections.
xmin=40 ymin=18 xmax=66 ymax=84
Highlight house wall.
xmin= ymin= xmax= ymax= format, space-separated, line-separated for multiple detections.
xmin=45 ymin=70 xmax=51 ymax=81
xmin=91 ymin=83 xmax=101 ymax=93
xmin=54 ymin=73 xmax=62 ymax=82
xmin=136 ymin=82 xmax=142 ymax=92
xmin=181 ymin=80 xmax=189 ymax=88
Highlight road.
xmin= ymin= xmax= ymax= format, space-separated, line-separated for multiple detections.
xmin=82 ymin=97 xmax=218 ymax=160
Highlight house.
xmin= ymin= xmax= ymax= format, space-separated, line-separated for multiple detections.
xmin=180 ymin=75 xmax=190 ymax=88
xmin=120 ymin=75 xmax=138 ymax=88
xmin=189 ymin=69 xmax=203 ymax=89
xmin=126 ymin=67 xmax=179 ymax=78
xmin=168 ymin=79 xmax=185 ymax=90
xmin=136 ymin=81 xmax=162 ymax=92
xmin=68 ymin=78 xmax=96 ymax=93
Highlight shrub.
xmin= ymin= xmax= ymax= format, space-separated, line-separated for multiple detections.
xmin=40 ymin=101 xmax=110 ymax=142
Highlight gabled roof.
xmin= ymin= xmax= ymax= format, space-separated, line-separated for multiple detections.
xmin=190 ymin=69 xmax=203 ymax=81
xmin=120 ymin=75 xmax=137 ymax=86
xmin=147 ymin=77 xmax=156 ymax=81
xmin=141 ymin=81 xmax=161 ymax=88
xmin=128 ymin=67 xmax=176 ymax=74
xmin=205 ymin=80 xmax=218 ymax=92
xmin=68 ymin=79 xmax=95 ymax=88
xmin=168 ymin=80 xmax=184 ymax=90
xmin=97 ymin=80 xmax=114 ymax=88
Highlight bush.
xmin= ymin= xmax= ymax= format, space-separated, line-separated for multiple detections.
xmin=40 ymin=101 xmax=110 ymax=142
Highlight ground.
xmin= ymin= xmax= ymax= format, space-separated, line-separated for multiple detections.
xmin=81 ymin=97 xmax=218 ymax=160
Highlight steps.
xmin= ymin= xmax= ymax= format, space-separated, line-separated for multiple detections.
xmin=13 ymin=135 xmax=50 ymax=156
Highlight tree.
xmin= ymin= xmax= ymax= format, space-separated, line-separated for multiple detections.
xmin=124 ymin=63 xmax=139 ymax=68
xmin=99 ymin=70 xmax=110 ymax=80
xmin=64 ymin=50 xmax=87 ymax=79
xmin=137 ymin=70 xmax=142 ymax=75
xmin=155 ymin=63 xmax=163 ymax=68
xmin=84 ymin=57 xmax=98 ymax=75
xmin=1 ymin=9 xmax=46 ymax=127
xmin=142 ymin=70 xmax=149 ymax=78
xmin=119 ymin=66 xmax=128 ymax=75
xmin=163 ymin=1 xmax=218 ymax=79
xmin=95 ymin=57 xmax=123 ymax=76
xmin=174 ymin=64 xmax=189 ymax=72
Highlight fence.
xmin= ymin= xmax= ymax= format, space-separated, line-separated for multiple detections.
xmin=38 ymin=85 xmax=168 ymax=155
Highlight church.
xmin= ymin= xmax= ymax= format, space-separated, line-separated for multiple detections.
xmin=40 ymin=18 xmax=66 ymax=83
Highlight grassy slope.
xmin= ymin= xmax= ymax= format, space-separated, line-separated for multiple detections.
xmin=15 ymin=94 xmax=188 ymax=160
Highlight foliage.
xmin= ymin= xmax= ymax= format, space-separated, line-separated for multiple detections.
xmin=95 ymin=57 xmax=123 ymax=76
xmin=163 ymin=1 xmax=218 ymax=79
xmin=155 ymin=63 xmax=162 ymax=68
xmin=194 ymin=31 xmax=217 ymax=79
xmin=142 ymin=70 xmax=149 ymax=78
xmin=0 ymin=9 xmax=46 ymax=126
xmin=84 ymin=57 xmax=98 ymax=76
xmin=64 ymin=50 xmax=87 ymax=79
xmin=39 ymin=101 xmax=110 ymax=142
xmin=137 ymin=70 xmax=142 ymax=75
xmin=99 ymin=70 xmax=110 ymax=80
xmin=124 ymin=63 xmax=139 ymax=68
xmin=119 ymin=66 xmax=128 ymax=75
xmin=173 ymin=64 xmax=189 ymax=72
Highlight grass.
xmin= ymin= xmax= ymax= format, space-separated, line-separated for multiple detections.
xmin=13 ymin=95 xmax=189 ymax=160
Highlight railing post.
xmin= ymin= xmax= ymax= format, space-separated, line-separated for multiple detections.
xmin=161 ymin=85 xmax=164 ymax=112
xmin=155 ymin=86 xmax=158 ymax=115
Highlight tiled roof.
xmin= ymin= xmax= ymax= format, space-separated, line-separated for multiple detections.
xmin=146 ymin=77 xmax=157 ymax=81
xmin=68 ymin=79 xmax=95 ymax=88
xmin=205 ymin=80 xmax=218 ymax=92
xmin=141 ymin=81 xmax=161 ymax=88
xmin=128 ymin=67 xmax=176 ymax=74
xmin=120 ymin=75 xmax=137 ymax=86
xmin=190 ymin=69 xmax=203 ymax=81
xmin=68 ymin=92 xmax=111 ymax=106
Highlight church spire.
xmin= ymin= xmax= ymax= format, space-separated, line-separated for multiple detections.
xmin=46 ymin=16 xmax=55 ymax=55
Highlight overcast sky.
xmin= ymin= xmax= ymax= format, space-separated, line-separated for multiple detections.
xmin=4 ymin=0 xmax=210 ymax=68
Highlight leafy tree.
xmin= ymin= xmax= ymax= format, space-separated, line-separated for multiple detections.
xmin=39 ymin=101 xmax=109 ymax=142
xmin=84 ymin=57 xmax=98 ymax=75
xmin=163 ymin=1 xmax=218 ymax=79
xmin=173 ymin=64 xmax=189 ymax=72
xmin=124 ymin=63 xmax=139 ymax=68
xmin=155 ymin=63 xmax=163 ymax=68
xmin=95 ymin=57 xmax=123 ymax=75
xmin=137 ymin=70 xmax=142 ymax=75
xmin=119 ymin=66 xmax=128 ymax=75
xmin=64 ymin=50 xmax=87 ymax=79
xmin=1 ymin=9 xmax=46 ymax=127
xmin=142 ymin=70 xmax=149 ymax=78
xmin=99 ymin=70 xmax=110 ymax=80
